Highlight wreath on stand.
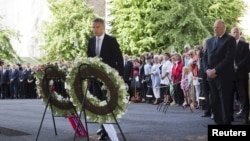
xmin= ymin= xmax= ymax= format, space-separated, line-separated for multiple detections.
xmin=35 ymin=64 xmax=76 ymax=116
xmin=66 ymin=57 xmax=129 ymax=124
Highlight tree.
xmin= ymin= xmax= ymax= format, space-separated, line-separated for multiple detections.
xmin=39 ymin=0 xmax=96 ymax=62
xmin=0 ymin=16 xmax=21 ymax=63
xmin=108 ymin=0 xmax=246 ymax=55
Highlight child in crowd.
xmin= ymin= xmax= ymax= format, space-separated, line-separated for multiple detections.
xmin=180 ymin=66 xmax=193 ymax=107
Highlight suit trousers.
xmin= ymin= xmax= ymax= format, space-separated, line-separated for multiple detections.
xmin=209 ymin=78 xmax=234 ymax=125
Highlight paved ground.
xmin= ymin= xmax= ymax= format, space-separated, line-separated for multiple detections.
xmin=0 ymin=99 xmax=247 ymax=141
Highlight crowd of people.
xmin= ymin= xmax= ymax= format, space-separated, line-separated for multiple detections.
xmin=0 ymin=19 xmax=249 ymax=129
xmin=0 ymin=62 xmax=38 ymax=99
xmin=124 ymin=20 xmax=250 ymax=125
xmin=0 ymin=59 xmax=76 ymax=100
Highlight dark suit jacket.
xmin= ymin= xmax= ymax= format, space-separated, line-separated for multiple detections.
xmin=0 ymin=69 xmax=10 ymax=85
xmin=123 ymin=61 xmax=133 ymax=82
xmin=87 ymin=34 xmax=124 ymax=77
xmin=9 ymin=69 xmax=19 ymax=84
xmin=235 ymin=40 xmax=249 ymax=80
xmin=198 ymin=49 xmax=206 ymax=78
xmin=203 ymin=33 xmax=236 ymax=81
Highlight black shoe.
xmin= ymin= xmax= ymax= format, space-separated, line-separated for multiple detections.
xmin=201 ymin=113 xmax=211 ymax=117
xmin=243 ymin=119 xmax=249 ymax=124
xmin=235 ymin=113 xmax=244 ymax=118
xmin=231 ymin=116 xmax=234 ymax=122
xmin=96 ymin=128 xmax=103 ymax=135
xmin=210 ymin=114 xmax=214 ymax=119
xmin=98 ymin=133 xmax=108 ymax=141
xmin=236 ymin=110 xmax=242 ymax=115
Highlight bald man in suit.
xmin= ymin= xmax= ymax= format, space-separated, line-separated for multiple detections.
xmin=203 ymin=19 xmax=236 ymax=125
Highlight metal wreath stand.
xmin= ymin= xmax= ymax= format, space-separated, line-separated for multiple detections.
xmin=73 ymin=63 xmax=127 ymax=141
xmin=36 ymin=66 xmax=79 ymax=141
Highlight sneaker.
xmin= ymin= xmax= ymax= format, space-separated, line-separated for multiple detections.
xmin=170 ymin=101 xmax=176 ymax=106
xmin=182 ymin=102 xmax=187 ymax=106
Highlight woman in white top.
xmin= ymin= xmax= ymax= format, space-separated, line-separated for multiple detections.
xmin=160 ymin=53 xmax=173 ymax=104
xmin=149 ymin=55 xmax=161 ymax=105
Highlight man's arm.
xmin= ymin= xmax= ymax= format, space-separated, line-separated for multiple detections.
xmin=112 ymin=37 xmax=124 ymax=77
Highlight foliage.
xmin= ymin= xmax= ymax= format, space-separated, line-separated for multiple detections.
xmin=39 ymin=0 xmax=96 ymax=62
xmin=0 ymin=16 xmax=21 ymax=63
xmin=108 ymin=0 xmax=246 ymax=55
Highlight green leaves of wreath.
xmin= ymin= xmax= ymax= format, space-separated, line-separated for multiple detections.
xmin=66 ymin=57 xmax=128 ymax=124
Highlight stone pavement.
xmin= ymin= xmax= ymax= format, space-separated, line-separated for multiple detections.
xmin=0 ymin=99 xmax=246 ymax=141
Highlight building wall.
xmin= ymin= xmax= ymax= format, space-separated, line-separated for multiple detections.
xmin=87 ymin=0 xmax=106 ymax=17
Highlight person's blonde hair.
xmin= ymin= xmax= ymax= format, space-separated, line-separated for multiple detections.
xmin=182 ymin=66 xmax=191 ymax=75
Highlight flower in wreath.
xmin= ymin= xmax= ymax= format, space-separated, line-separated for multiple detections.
xmin=35 ymin=64 xmax=76 ymax=116
xmin=66 ymin=57 xmax=129 ymax=124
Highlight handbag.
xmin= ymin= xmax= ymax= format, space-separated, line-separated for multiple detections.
xmin=131 ymin=76 xmax=141 ymax=88
xmin=145 ymin=75 xmax=151 ymax=86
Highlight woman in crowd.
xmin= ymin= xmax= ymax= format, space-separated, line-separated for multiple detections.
xmin=160 ymin=52 xmax=172 ymax=104
xmin=149 ymin=55 xmax=161 ymax=105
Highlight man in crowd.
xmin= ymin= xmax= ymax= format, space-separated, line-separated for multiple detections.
xmin=230 ymin=27 xmax=249 ymax=124
xmin=203 ymin=19 xmax=236 ymax=125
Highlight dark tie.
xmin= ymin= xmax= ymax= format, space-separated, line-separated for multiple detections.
xmin=213 ymin=36 xmax=219 ymax=50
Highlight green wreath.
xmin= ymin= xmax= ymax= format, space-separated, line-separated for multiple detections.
xmin=35 ymin=64 xmax=76 ymax=116
xmin=67 ymin=57 xmax=128 ymax=124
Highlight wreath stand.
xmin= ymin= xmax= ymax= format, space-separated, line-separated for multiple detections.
xmin=156 ymin=82 xmax=194 ymax=114
xmin=73 ymin=64 xmax=127 ymax=141
xmin=36 ymin=89 xmax=57 ymax=141
xmin=36 ymin=67 xmax=82 ymax=141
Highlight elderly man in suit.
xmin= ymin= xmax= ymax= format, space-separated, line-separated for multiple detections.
xmin=230 ymin=27 xmax=249 ymax=124
xmin=203 ymin=19 xmax=236 ymax=125
xmin=87 ymin=17 xmax=124 ymax=140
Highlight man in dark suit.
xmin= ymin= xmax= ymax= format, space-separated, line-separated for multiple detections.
xmin=0 ymin=64 xmax=10 ymax=99
xmin=123 ymin=54 xmax=133 ymax=100
xmin=203 ymin=19 xmax=236 ymax=125
xmin=87 ymin=17 xmax=124 ymax=141
xmin=199 ymin=38 xmax=212 ymax=118
xmin=9 ymin=64 xmax=20 ymax=99
xmin=230 ymin=27 xmax=249 ymax=124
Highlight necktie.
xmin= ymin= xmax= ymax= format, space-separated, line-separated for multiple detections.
xmin=213 ymin=36 xmax=219 ymax=50
xmin=95 ymin=37 xmax=100 ymax=56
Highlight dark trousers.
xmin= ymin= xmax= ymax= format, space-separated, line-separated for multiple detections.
xmin=235 ymin=79 xmax=249 ymax=118
xmin=124 ymin=80 xmax=132 ymax=100
xmin=89 ymin=79 xmax=106 ymax=101
xmin=89 ymin=78 xmax=108 ymax=136
xmin=173 ymin=83 xmax=184 ymax=105
xmin=200 ymin=78 xmax=211 ymax=115
xmin=10 ymin=81 xmax=19 ymax=98
xmin=141 ymin=81 xmax=148 ymax=99
xmin=209 ymin=79 xmax=234 ymax=125
xmin=1 ymin=84 xmax=9 ymax=98
xmin=19 ymin=81 xmax=28 ymax=98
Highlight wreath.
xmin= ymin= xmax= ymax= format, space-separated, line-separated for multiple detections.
xmin=66 ymin=57 xmax=128 ymax=124
xmin=35 ymin=64 xmax=76 ymax=116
